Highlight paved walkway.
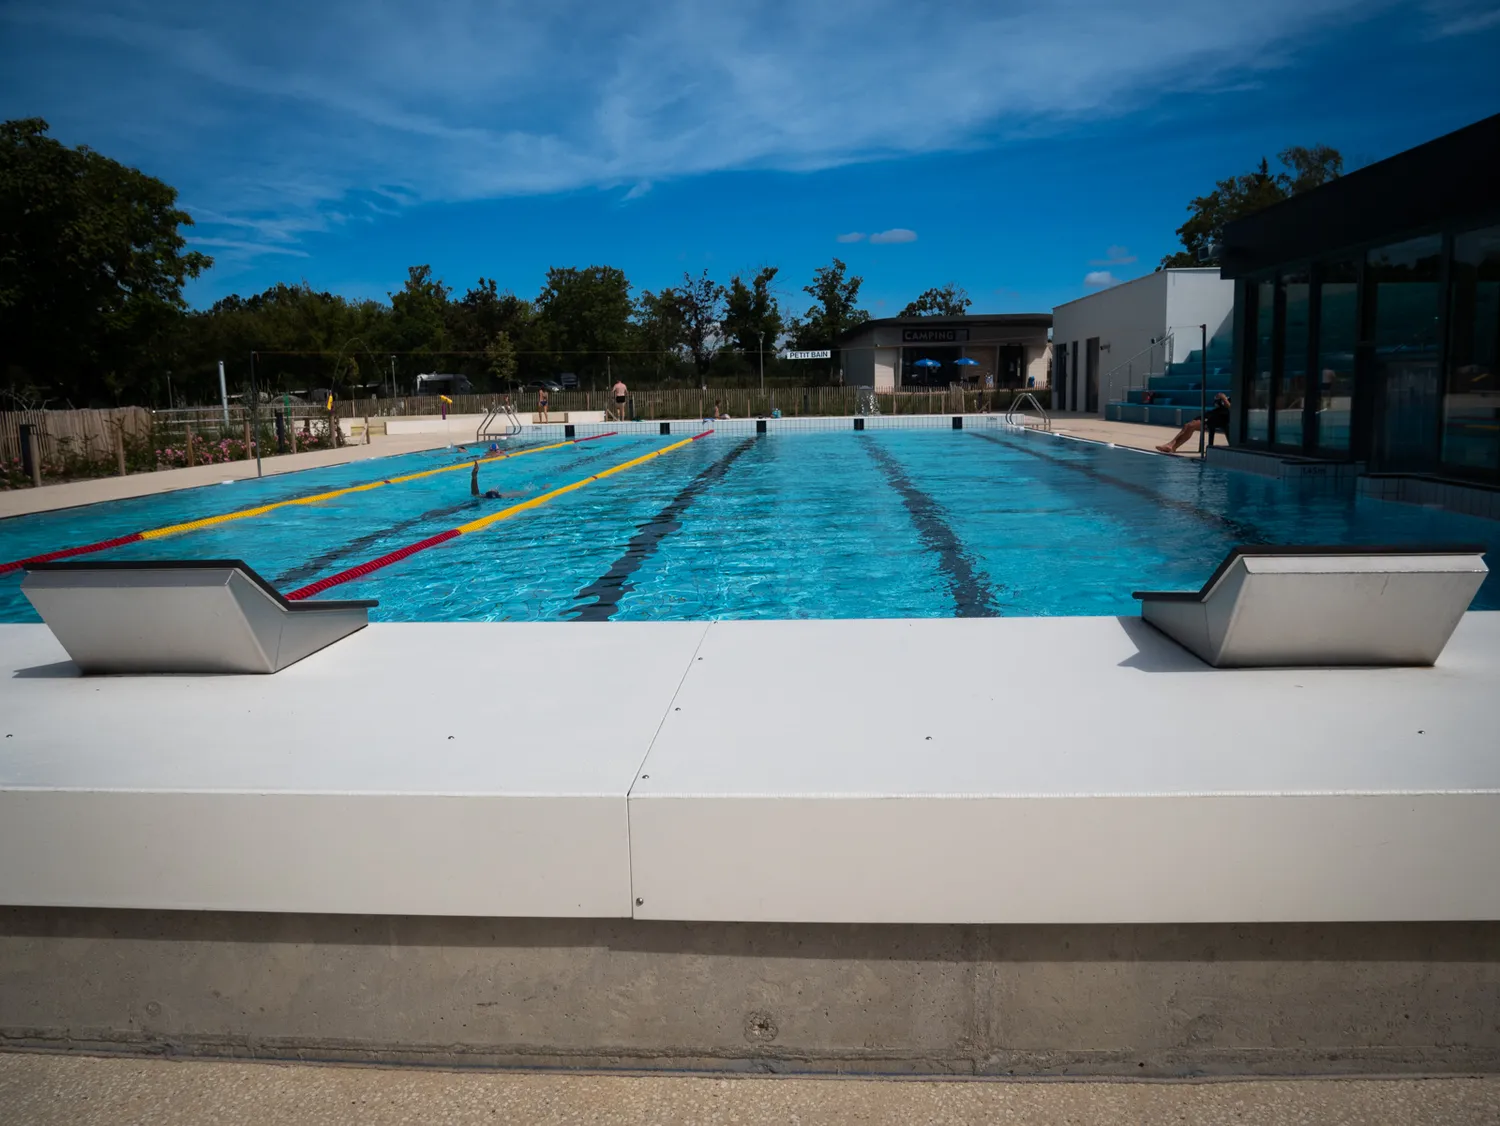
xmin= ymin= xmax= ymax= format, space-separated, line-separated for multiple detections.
xmin=0 ymin=1055 xmax=1494 ymax=1125
xmin=1049 ymin=413 xmax=1202 ymax=458
xmin=0 ymin=433 xmax=457 ymax=520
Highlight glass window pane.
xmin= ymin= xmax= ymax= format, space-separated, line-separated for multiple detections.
xmin=1368 ymin=235 xmax=1443 ymax=471
xmin=1315 ymin=261 xmax=1358 ymax=453
xmin=1246 ymin=281 xmax=1273 ymax=442
xmin=1443 ymin=225 xmax=1500 ymax=476
xmin=1276 ymin=271 xmax=1309 ymax=449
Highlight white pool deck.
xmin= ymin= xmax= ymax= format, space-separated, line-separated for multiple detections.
xmin=3 ymin=612 xmax=1498 ymax=924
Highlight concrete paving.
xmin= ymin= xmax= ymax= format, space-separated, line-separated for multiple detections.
xmin=0 ymin=1054 xmax=1495 ymax=1125
xmin=0 ymin=432 xmax=459 ymax=520
xmin=1050 ymin=412 xmax=1203 ymax=458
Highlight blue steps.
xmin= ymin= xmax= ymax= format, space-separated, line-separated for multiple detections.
xmin=1105 ymin=335 xmax=1232 ymax=427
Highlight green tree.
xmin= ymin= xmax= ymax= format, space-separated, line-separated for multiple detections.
xmin=0 ymin=117 xmax=212 ymax=405
xmin=899 ymin=283 xmax=971 ymax=317
xmin=535 ymin=265 xmax=633 ymax=382
xmin=388 ymin=265 xmax=451 ymax=360
xmin=1161 ymin=145 xmax=1343 ymax=267
xmin=448 ymin=277 xmax=536 ymax=383
xmin=788 ymin=258 xmax=869 ymax=382
xmin=484 ymin=331 xmax=518 ymax=388
xmin=633 ymin=287 xmax=688 ymax=382
xmin=677 ymin=269 xmax=725 ymax=378
xmin=721 ymin=266 xmax=784 ymax=362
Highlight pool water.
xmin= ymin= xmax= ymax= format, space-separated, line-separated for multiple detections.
xmin=1 ymin=428 xmax=1496 ymax=622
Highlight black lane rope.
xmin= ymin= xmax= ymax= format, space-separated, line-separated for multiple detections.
xmin=862 ymin=438 xmax=1001 ymax=618
xmin=969 ymin=430 xmax=1267 ymax=542
xmin=565 ymin=437 xmax=760 ymax=622
xmin=273 ymin=443 xmax=638 ymax=587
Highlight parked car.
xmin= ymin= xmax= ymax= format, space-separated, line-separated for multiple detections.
xmin=558 ymin=372 xmax=579 ymax=390
xmin=415 ymin=373 xmax=473 ymax=396
xmin=525 ymin=379 xmax=564 ymax=393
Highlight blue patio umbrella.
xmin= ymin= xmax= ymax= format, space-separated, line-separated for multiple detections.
xmin=952 ymin=357 xmax=979 ymax=366
xmin=913 ymin=358 xmax=941 ymax=369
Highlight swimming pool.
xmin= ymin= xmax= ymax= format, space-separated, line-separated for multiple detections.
xmin=2 ymin=426 xmax=1496 ymax=622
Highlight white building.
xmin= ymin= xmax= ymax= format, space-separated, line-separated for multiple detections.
xmin=838 ymin=316 xmax=1052 ymax=391
xmin=1052 ymin=269 xmax=1234 ymax=417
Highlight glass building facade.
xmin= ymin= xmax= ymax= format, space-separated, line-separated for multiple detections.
xmin=1222 ymin=114 xmax=1500 ymax=485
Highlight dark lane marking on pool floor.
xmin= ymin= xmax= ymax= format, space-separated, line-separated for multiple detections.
xmin=969 ymin=431 xmax=1266 ymax=542
xmin=566 ymin=437 xmax=760 ymax=622
xmin=273 ymin=444 xmax=638 ymax=587
xmin=862 ymin=438 xmax=1001 ymax=618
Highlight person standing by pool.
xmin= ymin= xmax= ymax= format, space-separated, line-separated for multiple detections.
xmin=1157 ymin=393 xmax=1231 ymax=454
xmin=611 ymin=377 xmax=628 ymax=421
xmin=537 ymin=386 xmax=550 ymax=423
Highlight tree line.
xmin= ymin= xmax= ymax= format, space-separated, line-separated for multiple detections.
xmin=1 ymin=118 xmax=977 ymax=408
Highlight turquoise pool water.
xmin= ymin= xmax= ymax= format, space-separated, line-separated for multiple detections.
xmin=1 ymin=429 xmax=1496 ymax=622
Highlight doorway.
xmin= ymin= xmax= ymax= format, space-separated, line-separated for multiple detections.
xmin=1085 ymin=338 xmax=1100 ymax=414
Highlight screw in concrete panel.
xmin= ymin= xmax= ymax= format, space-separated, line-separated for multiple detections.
xmin=635 ymin=898 xmax=644 ymax=906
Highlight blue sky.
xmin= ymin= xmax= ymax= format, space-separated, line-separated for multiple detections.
xmin=3 ymin=1 xmax=1498 ymax=316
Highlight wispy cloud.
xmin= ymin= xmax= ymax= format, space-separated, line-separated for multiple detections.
xmin=836 ymin=231 xmax=867 ymax=243
xmin=1422 ymin=1 xmax=1500 ymax=36
xmin=188 ymin=237 xmax=311 ymax=258
xmin=0 ymin=0 xmax=1438 ymax=260
xmin=1090 ymin=244 xmax=1137 ymax=266
xmin=1084 ymin=270 xmax=1121 ymax=288
xmin=869 ymin=228 xmax=917 ymax=244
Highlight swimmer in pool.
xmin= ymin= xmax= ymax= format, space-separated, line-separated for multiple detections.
xmin=470 ymin=461 xmax=525 ymax=500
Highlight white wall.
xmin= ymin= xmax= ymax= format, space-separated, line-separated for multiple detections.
xmin=874 ymin=348 xmax=898 ymax=391
xmin=1051 ymin=272 xmax=1167 ymax=415
xmin=1164 ymin=269 xmax=1236 ymax=361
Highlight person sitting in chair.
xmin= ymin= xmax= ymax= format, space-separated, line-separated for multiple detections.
xmin=1157 ymin=393 xmax=1230 ymax=454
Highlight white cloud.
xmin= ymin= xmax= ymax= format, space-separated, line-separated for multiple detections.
xmin=1090 ymin=244 xmax=1137 ymax=266
xmin=1084 ymin=270 xmax=1121 ymax=287
xmin=1422 ymin=1 xmax=1500 ymax=36
xmin=836 ymin=231 xmax=867 ymax=243
xmin=623 ymin=180 xmax=653 ymax=200
xmin=869 ymin=228 xmax=917 ymax=244
xmin=188 ymin=237 xmax=311 ymax=258
xmin=0 ymin=0 xmax=1424 ymax=258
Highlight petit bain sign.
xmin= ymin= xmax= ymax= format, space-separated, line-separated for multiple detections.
xmin=782 ymin=349 xmax=832 ymax=360
xmin=901 ymin=327 xmax=970 ymax=343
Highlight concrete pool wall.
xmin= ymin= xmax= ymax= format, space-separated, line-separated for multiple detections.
xmin=2 ymin=614 xmax=1498 ymax=1074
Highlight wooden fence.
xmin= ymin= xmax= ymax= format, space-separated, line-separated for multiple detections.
xmin=0 ymin=408 xmax=152 ymax=465
xmin=336 ymin=386 xmax=1050 ymax=421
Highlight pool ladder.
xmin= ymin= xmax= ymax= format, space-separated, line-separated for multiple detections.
xmin=477 ymin=402 xmax=522 ymax=442
xmin=1005 ymin=392 xmax=1052 ymax=431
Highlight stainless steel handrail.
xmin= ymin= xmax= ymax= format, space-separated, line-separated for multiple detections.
xmin=1005 ymin=392 xmax=1051 ymax=431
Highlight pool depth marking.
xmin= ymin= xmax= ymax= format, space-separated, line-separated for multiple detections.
xmin=285 ymin=431 xmax=715 ymax=601
xmin=862 ymin=439 xmax=1001 ymax=617
xmin=969 ymin=430 xmax=1264 ymax=541
xmin=566 ymin=436 xmax=759 ymax=622
xmin=0 ymin=434 xmax=617 ymax=576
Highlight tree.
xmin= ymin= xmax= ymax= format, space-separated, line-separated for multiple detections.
xmin=0 ymin=117 xmax=211 ymax=404
xmin=633 ymin=287 xmax=688 ymax=381
xmin=484 ymin=331 xmax=518 ymax=388
xmin=388 ymin=265 xmax=450 ymax=359
xmin=677 ymin=269 xmax=725 ymax=377
xmin=1161 ymin=145 xmax=1343 ymax=267
xmin=788 ymin=258 xmax=869 ymax=382
xmin=535 ymin=265 xmax=634 ymax=381
xmin=721 ymin=267 xmax=784 ymax=361
xmin=899 ymin=283 xmax=971 ymax=317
